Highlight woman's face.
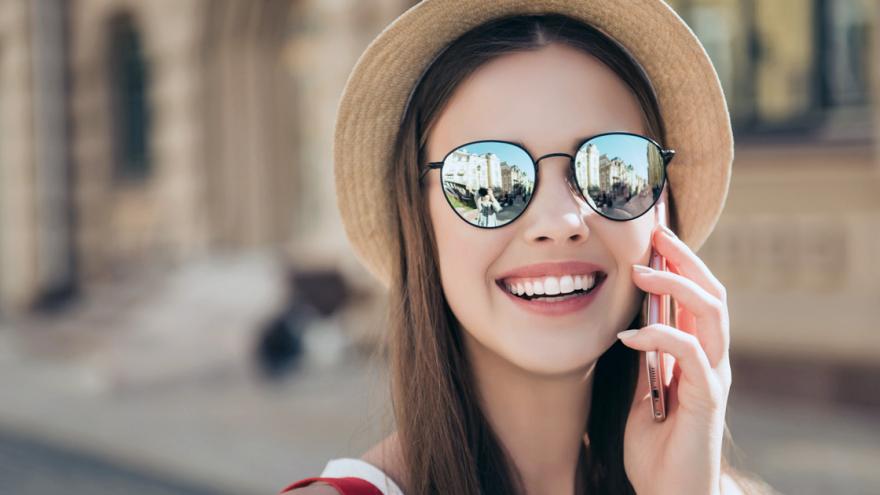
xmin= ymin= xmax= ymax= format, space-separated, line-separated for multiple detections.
xmin=425 ymin=42 xmax=668 ymax=376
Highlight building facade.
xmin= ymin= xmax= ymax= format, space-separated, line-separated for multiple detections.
xmin=0 ymin=0 xmax=414 ymax=315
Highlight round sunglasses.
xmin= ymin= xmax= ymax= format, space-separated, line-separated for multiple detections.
xmin=420 ymin=132 xmax=675 ymax=229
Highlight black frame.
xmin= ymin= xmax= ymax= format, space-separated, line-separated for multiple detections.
xmin=420 ymin=131 xmax=675 ymax=229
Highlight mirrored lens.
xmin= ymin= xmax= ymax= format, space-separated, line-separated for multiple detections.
xmin=573 ymin=134 xmax=665 ymax=220
xmin=440 ymin=141 xmax=536 ymax=228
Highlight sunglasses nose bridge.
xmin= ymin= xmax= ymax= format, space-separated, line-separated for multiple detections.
xmin=534 ymin=152 xmax=575 ymax=180
xmin=533 ymin=152 xmax=577 ymax=188
xmin=534 ymin=152 xmax=574 ymax=165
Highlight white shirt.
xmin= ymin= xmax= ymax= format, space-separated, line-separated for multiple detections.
xmin=319 ymin=458 xmax=406 ymax=495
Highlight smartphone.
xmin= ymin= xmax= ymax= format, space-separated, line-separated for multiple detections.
xmin=645 ymin=203 xmax=671 ymax=422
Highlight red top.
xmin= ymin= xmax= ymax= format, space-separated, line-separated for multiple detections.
xmin=279 ymin=476 xmax=384 ymax=495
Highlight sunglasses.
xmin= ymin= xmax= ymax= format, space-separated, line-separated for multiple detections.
xmin=420 ymin=132 xmax=675 ymax=228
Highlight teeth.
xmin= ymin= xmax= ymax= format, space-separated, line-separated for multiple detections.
xmin=559 ymin=275 xmax=574 ymax=293
xmin=503 ymin=272 xmax=600 ymax=298
xmin=533 ymin=279 xmax=545 ymax=295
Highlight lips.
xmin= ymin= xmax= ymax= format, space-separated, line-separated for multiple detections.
xmin=494 ymin=260 xmax=608 ymax=309
xmin=497 ymin=269 xmax=607 ymax=316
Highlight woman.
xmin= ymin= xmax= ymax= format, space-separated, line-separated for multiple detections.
xmin=476 ymin=187 xmax=502 ymax=227
xmin=282 ymin=2 xmax=779 ymax=494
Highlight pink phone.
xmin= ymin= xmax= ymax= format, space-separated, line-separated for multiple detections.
xmin=645 ymin=202 xmax=671 ymax=422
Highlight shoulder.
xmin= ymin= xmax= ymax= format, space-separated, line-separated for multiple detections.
xmin=287 ymin=432 xmax=407 ymax=495
xmin=361 ymin=431 xmax=409 ymax=493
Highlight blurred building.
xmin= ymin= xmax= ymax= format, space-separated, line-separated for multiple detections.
xmin=0 ymin=0 xmax=411 ymax=316
xmin=666 ymin=0 xmax=880 ymax=405
xmin=1 ymin=0 xmax=879 ymax=406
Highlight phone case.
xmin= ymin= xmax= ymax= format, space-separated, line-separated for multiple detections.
xmin=644 ymin=200 xmax=672 ymax=422
xmin=645 ymin=247 xmax=669 ymax=422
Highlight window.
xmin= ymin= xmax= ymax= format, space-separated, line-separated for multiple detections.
xmin=667 ymin=0 xmax=875 ymax=140
xmin=106 ymin=12 xmax=151 ymax=180
xmin=821 ymin=0 xmax=873 ymax=107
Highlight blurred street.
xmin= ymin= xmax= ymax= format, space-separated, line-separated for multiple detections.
xmin=0 ymin=428 xmax=232 ymax=495
xmin=0 ymin=250 xmax=387 ymax=494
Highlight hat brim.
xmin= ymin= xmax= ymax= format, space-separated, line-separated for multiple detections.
xmin=334 ymin=0 xmax=733 ymax=288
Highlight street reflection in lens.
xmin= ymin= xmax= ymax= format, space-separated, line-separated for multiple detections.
xmin=440 ymin=141 xmax=536 ymax=228
xmin=573 ymin=134 xmax=665 ymax=220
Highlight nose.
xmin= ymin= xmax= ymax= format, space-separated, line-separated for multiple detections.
xmin=520 ymin=155 xmax=591 ymax=245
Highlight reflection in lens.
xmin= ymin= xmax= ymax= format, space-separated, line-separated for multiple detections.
xmin=573 ymin=134 xmax=665 ymax=220
xmin=440 ymin=141 xmax=536 ymax=227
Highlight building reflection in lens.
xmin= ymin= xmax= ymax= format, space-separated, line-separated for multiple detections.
xmin=574 ymin=136 xmax=664 ymax=219
xmin=441 ymin=143 xmax=536 ymax=225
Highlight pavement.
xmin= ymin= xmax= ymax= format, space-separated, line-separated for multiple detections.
xmin=0 ymin=322 xmax=389 ymax=495
xmin=0 ymin=427 xmax=231 ymax=495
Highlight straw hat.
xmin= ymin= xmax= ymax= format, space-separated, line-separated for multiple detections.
xmin=333 ymin=0 xmax=733 ymax=289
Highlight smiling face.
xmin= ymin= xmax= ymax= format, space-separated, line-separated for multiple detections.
xmin=424 ymin=42 xmax=668 ymax=376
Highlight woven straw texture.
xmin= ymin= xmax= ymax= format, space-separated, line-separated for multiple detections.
xmin=333 ymin=0 xmax=733 ymax=289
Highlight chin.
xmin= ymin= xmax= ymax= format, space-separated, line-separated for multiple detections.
xmin=507 ymin=349 xmax=598 ymax=377
xmin=494 ymin=329 xmax=609 ymax=378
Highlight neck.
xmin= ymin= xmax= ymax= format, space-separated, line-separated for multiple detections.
xmin=463 ymin=330 xmax=595 ymax=495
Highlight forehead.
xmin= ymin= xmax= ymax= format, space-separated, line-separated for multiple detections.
xmin=428 ymin=42 xmax=647 ymax=156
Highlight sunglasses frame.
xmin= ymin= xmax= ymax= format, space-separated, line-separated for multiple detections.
xmin=420 ymin=131 xmax=675 ymax=229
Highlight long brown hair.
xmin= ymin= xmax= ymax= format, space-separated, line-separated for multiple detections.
xmin=385 ymin=13 xmax=776 ymax=495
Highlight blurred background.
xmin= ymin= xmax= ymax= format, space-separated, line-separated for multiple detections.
xmin=0 ymin=0 xmax=877 ymax=494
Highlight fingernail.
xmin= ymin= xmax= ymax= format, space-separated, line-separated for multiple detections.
xmin=617 ymin=329 xmax=640 ymax=340
xmin=632 ymin=264 xmax=653 ymax=274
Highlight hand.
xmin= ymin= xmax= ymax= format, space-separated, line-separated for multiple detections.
xmin=617 ymin=224 xmax=731 ymax=495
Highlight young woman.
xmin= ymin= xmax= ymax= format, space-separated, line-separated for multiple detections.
xmin=282 ymin=2 xmax=779 ymax=494
xmin=476 ymin=187 xmax=502 ymax=227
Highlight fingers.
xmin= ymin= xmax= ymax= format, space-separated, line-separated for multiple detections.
xmin=618 ymin=324 xmax=724 ymax=413
xmin=653 ymin=225 xmax=726 ymax=302
xmin=632 ymin=265 xmax=729 ymax=367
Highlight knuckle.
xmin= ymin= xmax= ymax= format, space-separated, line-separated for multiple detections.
xmin=722 ymin=362 xmax=733 ymax=389
xmin=716 ymin=283 xmax=728 ymax=301
xmin=676 ymin=330 xmax=702 ymax=356
xmin=707 ymin=381 xmax=726 ymax=409
xmin=708 ymin=298 xmax=725 ymax=319
xmin=715 ymin=360 xmax=732 ymax=390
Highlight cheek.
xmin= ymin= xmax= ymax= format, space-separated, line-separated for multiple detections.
xmin=599 ymin=213 xmax=656 ymax=328
xmin=428 ymin=186 xmax=506 ymax=324
xmin=605 ymin=216 xmax=652 ymax=266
